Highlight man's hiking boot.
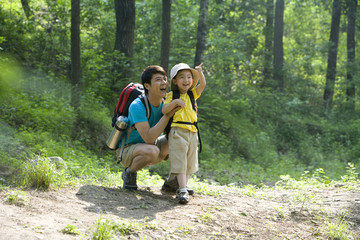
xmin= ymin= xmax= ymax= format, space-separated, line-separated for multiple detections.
xmin=121 ymin=168 xmax=137 ymax=190
xmin=161 ymin=177 xmax=194 ymax=195
xmin=176 ymin=189 xmax=190 ymax=204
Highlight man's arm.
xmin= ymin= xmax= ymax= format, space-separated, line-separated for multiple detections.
xmin=135 ymin=108 xmax=178 ymax=144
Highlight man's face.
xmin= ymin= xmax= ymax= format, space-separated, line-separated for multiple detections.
xmin=147 ymin=73 xmax=168 ymax=98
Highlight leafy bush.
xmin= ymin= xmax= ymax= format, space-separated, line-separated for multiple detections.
xmin=18 ymin=156 xmax=65 ymax=190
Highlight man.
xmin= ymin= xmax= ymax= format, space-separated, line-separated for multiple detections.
xmin=117 ymin=65 xmax=177 ymax=190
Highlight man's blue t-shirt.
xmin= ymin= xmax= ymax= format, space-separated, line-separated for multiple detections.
xmin=119 ymin=97 xmax=163 ymax=146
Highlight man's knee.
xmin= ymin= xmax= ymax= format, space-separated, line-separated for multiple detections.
xmin=147 ymin=145 xmax=160 ymax=162
xmin=137 ymin=145 xmax=160 ymax=164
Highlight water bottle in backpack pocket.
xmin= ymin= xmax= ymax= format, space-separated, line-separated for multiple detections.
xmin=106 ymin=116 xmax=129 ymax=150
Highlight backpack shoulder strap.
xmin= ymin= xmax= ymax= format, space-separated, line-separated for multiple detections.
xmin=139 ymin=94 xmax=151 ymax=120
xmin=164 ymin=90 xmax=178 ymax=138
xmin=172 ymin=90 xmax=180 ymax=100
xmin=187 ymin=90 xmax=196 ymax=111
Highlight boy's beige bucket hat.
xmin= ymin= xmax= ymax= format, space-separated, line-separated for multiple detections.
xmin=170 ymin=63 xmax=199 ymax=91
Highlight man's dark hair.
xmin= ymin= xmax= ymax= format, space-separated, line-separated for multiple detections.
xmin=141 ymin=65 xmax=166 ymax=94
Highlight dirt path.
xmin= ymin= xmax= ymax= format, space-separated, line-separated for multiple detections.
xmin=1 ymin=184 xmax=359 ymax=239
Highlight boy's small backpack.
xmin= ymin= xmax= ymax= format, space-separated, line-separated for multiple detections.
xmin=165 ymin=90 xmax=202 ymax=152
xmin=112 ymin=83 xmax=150 ymax=127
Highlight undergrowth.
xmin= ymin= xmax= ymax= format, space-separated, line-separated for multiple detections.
xmin=18 ymin=156 xmax=66 ymax=190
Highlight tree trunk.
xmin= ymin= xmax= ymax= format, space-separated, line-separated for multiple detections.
xmin=345 ymin=0 xmax=356 ymax=112
xmin=273 ymin=0 xmax=284 ymax=92
xmin=113 ymin=0 xmax=135 ymax=91
xmin=160 ymin=0 xmax=171 ymax=74
xmin=114 ymin=0 xmax=135 ymax=57
xmin=262 ymin=0 xmax=274 ymax=88
xmin=323 ymin=0 xmax=341 ymax=110
xmin=21 ymin=0 xmax=33 ymax=19
xmin=194 ymin=0 xmax=209 ymax=67
xmin=70 ymin=0 xmax=81 ymax=110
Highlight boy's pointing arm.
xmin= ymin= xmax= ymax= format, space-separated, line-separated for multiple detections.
xmin=195 ymin=62 xmax=206 ymax=96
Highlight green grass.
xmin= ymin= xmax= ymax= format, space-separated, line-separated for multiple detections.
xmin=189 ymin=176 xmax=221 ymax=196
xmin=90 ymin=214 xmax=139 ymax=239
xmin=91 ymin=215 xmax=115 ymax=240
xmin=18 ymin=156 xmax=65 ymax=190
xmin=198 ymin=212 xmax=213 ymax=225
xmin=324 ymin=216 xmax=353 ymax=240
xmin=61 ymin=224 xmax=80 ymax=235
xmin=4 ymin=189 xmax=28 ymax=206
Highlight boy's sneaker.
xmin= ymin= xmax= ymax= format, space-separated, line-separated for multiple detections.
xmin=161 ymin=177 xmax=194 ymax=195
xmin=176 ymin=189 xmax=190 ymax=204
xmin=121 ymin=168 xmax=137 ymax=190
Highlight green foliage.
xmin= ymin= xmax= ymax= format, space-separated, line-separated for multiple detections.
xmin=0 ymin=54 xmax=24 ymax=99
xmin=276 ymin=164 xmax=360 ymax=192
xmin=4 ymin=189 xmax=29 ymax=206
xmin=61 ymin=224 xmax=80 ymax=235
xmin=90 ymin=215 xmax=137 ymax=239
xmin=198 ymin=212 xmax=213 ymax=225
xmin=324 ymin=216 xmax=353 ymax=240
xmin=112 ymin=220 xmax=137 ymax=236
xmin=18 ymin=156 xmax=65 ymax=190
xmin=341 ymin=163 xmax=359 ymax=182
xmin=189 ymin=176 xmax=220 ymax=196
xmin=76 ymin=92 xmax=112 ymax=151
xmin=91 ymin=215 xmax=115 ymax=240
xmin=137 ymin=169 xmax=163 ymax=187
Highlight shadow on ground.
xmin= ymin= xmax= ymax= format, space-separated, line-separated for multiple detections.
xmin=76 ymin=185 xmax=176 ymax=220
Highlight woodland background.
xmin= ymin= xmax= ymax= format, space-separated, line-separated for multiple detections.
xmin=0 ymin=0 xmax=359 ymax=185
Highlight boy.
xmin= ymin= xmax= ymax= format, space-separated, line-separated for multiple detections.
xmin=161 ymin=62 xmax=206 ymax=204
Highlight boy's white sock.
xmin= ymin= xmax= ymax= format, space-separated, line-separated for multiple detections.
xmin=179 ymin=187 xmax=187 ymax=193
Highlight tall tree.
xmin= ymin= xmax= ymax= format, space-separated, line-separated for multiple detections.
xmin=262 ymin=0 xmax=274 ymax=88
xmin=113 ymin=0 xmax=135 ymax=91
xmin=70 ymin=0 xmax=81 ymax=110
xmin=345 ymin=0 xmax=356 ymax=112
xmin=194 ymin=0 xmax=209 ymax=67
xmin=323 ymin=0 xmax=341 ymax=110
xmin=21 ymin=0 xmax=33 ymax=19
xmin=273 ymin=0 xmax=284 ymax=92
xmin=161 ymin=0 xmax=171 ymax=74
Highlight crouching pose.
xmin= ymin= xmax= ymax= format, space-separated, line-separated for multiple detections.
xmin=118 ymin=65 xmax=176 ymax=190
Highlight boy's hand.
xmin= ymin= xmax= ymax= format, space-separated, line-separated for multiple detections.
xmin=165 ymin=107 xmax=180 ymax=118
xmin=195 ymin=62 xmax=204 ymax=72
xmin=195 ymin=62 xmax=206 ymax=96
xmin=173 ymin=99 xmax=185 ymax=108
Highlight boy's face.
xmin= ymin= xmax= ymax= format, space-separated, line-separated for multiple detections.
xmin=173 ymin=69 xmax=193 ymax=94
xmin=146 ymin=73 xmax=168 ymax=98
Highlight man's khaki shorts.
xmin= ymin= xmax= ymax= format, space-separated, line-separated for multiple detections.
xmin=116 ymin=135 xmax=167 ymax=168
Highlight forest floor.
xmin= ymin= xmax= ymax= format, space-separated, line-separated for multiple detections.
xmin=1 ymin=182 xmax=360 ymax=239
